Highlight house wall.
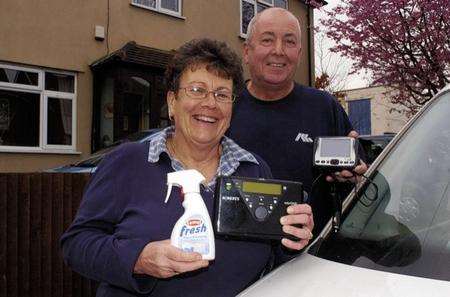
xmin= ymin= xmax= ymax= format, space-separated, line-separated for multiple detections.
xmin=343 ymin=86 xmax=408 ymax=135
xmin=0 ymin=0 xmax=312 ymax=172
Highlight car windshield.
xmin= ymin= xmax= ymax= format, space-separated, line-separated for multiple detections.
xmin=312 ymin=91 xmax=450 ymax=282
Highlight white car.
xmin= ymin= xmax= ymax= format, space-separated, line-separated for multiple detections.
xmin=239 ymin=84 xmax=450 ymax=297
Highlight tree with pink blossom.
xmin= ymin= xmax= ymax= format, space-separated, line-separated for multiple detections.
xmin=322 ymin=0 xmax=450 ymax=115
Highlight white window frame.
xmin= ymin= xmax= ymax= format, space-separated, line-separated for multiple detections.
xmin=259 ymin=0 xmax=274 ymax=6
xmin=0 ymin=63 xmax=78 ymax=154
xmin=239 ymin=0 xmax=288 ymax=38
xmin=0 ymin=63 xmax=41 ymax=91
xmin=131 ymin=0 xmax=183 ymax=18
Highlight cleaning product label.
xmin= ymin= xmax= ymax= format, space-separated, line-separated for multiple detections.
xmin=177 ymin=216 xmax=210 ymax=255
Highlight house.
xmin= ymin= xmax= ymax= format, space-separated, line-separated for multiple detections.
xmin=340 ymin=85 xmax=408 ymax=135
xmin=0 ymin=0 xmax=325 ymax=172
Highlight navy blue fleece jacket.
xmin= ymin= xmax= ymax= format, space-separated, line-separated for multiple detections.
xmin=61 ymin=141 xmax=282 ymax=297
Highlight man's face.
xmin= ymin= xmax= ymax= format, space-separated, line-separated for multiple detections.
xmin=244 ymin=9 xmax=302 ymax=91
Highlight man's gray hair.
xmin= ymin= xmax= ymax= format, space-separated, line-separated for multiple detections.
xmin=245 ymin=15 xmax=258 ymax=43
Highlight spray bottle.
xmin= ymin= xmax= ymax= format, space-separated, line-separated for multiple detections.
xmin=165 ymin=169 xmax=215 ymax=260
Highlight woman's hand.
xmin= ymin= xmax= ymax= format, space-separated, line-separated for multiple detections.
xmin=134 ymin=240 xmax=209 ymax=278
xmin=280 ymin=204 xmax=314 ymax=250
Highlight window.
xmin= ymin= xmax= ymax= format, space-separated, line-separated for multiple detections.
xmin=0 ymin=63 xmax=77 ymax=153
xmin=131 ymin=0 xmax=182 ymax=17
xmin=240 ymin=0 xmax=288 ymax=37
xmin=348 ymin=99 xmax=371 ymax=135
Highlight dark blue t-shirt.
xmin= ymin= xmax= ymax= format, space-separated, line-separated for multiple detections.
xmin=227 ymin=83 xmax=353 ymax=233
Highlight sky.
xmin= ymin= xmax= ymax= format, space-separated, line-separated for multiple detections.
xmin=314 ymin=0 xmax=370 ymax=90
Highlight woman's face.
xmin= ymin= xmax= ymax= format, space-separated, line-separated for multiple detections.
xmin=167 ymin=65 xmax=233 ymax=148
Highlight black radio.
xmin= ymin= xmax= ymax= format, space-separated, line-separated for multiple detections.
xmin=213 ymin=176 xmax=303 ymax=240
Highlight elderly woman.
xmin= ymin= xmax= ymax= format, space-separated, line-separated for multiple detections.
xmin=61 ymin=38 xmax=314 ymax=297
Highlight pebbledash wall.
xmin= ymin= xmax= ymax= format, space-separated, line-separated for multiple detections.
xmin=0 ymin=0 xmax=324 ymax=172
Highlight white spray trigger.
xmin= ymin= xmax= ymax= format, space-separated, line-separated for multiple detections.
xmin=164 ymin=169 xmax=205 ymax=204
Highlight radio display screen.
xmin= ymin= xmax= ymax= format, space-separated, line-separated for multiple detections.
xmin=243 ymin=181 xmax=282 ymax=195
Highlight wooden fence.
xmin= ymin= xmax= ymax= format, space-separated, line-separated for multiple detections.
xmin=0 ymin=173 xmax=98 ymax=297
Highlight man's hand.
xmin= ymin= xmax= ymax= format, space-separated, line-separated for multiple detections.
xmin=280 ymin=204 xmax=314 ymax=250
xmin=326 ymin=130 xmax=368 ymax=183
xmin=134 ymin=240 xmax=209 ymax=278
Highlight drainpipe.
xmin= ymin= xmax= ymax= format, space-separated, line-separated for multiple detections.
xmin=307 ymin=5 xmax=315 ymax=87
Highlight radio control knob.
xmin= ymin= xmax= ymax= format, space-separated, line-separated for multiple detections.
xmin=255 ymin=206 xmax=268 ymax=220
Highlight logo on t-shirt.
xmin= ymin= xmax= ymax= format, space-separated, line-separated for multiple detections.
xmin=295 ymin=132 xmax=313 ymax=143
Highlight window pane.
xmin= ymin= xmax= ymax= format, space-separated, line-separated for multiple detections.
xmin=0 ymin=67 xmax=38 ymax=86
xmin=349 ymin=99 xmax=371 ymax=135
xmin=0 ymin=90 xmax=39 ymax=147
xmin=99 ymin=78 xmax=114 ymax=149
xmin=47 ymin=97 xmax=72 ymax=145
xmin=274 ymin=0 xmax=287 ymax=8
xmin=160 ymin=0 xmax=179 ymax=12
xmin=132 ymin=0 xmax=156 ymax=8
xmin=45 ymin=72 xmax=75 ymax=93
xmin=242 ymin=1 xmax=255 ymax=35
xmin=259 ymin=0 xmax=273 ymax=5
xmin=257 ymin=2 xmax=269 ymax=12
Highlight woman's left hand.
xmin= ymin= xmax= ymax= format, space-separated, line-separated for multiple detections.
xmin=280 ymin=204 xmax=314 ymax=250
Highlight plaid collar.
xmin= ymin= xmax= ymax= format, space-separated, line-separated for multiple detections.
xmin=147 ymin=126 xmax=259 ymax=187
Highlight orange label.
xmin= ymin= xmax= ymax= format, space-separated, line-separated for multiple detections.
xmin=187 ymin=219 xmax=201 ymax=226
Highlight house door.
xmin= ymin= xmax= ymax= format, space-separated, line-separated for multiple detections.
xmin=114 ymin=74 xmax=152 ymax=141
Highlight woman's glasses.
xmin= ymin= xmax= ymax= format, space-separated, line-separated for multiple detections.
xmin=179 ymin=86 xmax=235 ymax=103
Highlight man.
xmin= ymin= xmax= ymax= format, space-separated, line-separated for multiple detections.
xmin=227 ymin=7 xmax=367 ymax=235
